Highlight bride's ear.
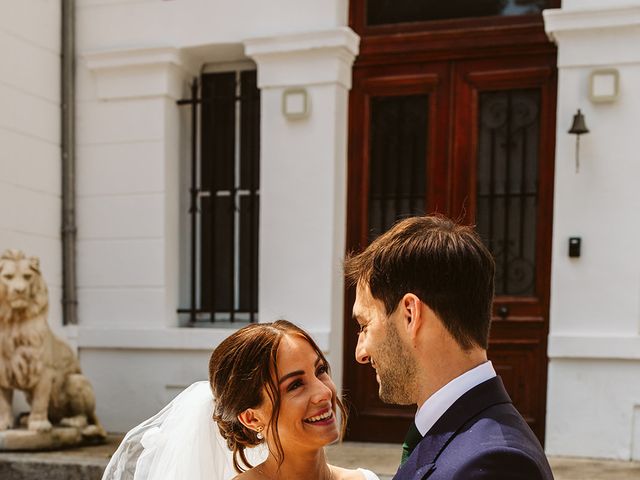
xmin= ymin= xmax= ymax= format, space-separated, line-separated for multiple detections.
xmin=237 ymin=408 xmax=263 ymax=433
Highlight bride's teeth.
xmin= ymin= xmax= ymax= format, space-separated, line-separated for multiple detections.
xmin=306 ymin=411 xmax=332 ymax=423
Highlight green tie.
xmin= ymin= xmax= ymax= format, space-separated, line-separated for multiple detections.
xmin=400 ymin=422 xmax=422 ymax=465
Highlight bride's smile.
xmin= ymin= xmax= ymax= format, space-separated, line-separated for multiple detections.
xmin=257 ymin=335 xmax=341 ymax=450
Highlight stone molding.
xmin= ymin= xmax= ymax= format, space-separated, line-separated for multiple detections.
xmin=544 ymin=5 xmax=640 ymax=67
xmin=75 ymin=326 xmax=331 ymax=352
xmin=83 ymin=46 xmax=198 ymax=100
xmin=544 ymin=5 xmax=640 ymax=40
xmin=244 ymin=27 xmax=360 ymax=89
xmin=548 ymin=333 xmax=640 ymax=360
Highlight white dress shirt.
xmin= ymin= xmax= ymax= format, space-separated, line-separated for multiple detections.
xmin=414 ymin=361 xmax=497 ymax=436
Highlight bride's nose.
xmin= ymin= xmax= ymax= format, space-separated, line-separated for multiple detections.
xmin=310 ymin=377 xmax=332 ymax=403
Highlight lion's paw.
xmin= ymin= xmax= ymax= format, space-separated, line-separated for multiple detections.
xmin=28 ymin=418 xmax=52 ymax=432
xmin=60 ymin=415 xmax=88 ymax=429
xmin=82 ymin=424 xmax=107 ymax=438
xmin=0 ymin=415 xmax=13 ymax=431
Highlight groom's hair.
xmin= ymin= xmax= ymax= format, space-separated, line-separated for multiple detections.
xmin=345 ymin=214 xmax=495 ymax=350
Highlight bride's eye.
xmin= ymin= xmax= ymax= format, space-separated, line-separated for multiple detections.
xmin=287 ymin=379 xmax=303 ymax=392
xmin=316 ymin=364 xmax=329 ymax=376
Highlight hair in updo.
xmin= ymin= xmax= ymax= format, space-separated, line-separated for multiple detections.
xmin=209 ymin=320 xmax=347 ymax=473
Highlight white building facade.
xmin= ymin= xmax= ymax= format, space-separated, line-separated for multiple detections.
xmin=0 ymin=0 xmax=639 ymax=461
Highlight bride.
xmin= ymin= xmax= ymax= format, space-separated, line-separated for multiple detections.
xmin=102 ymin=320 xmax=379 ymax=480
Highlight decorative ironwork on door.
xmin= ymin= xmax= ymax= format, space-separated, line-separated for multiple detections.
xmin=476 ymin=89 xmax=541 ymax=296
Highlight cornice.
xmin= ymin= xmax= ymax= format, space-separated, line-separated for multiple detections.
xmin=244 ymin=27 xmax=359 ymax=58
xmin=544 ymin=5 xmax=640 ymax=42
xmin=244 ymin=28 xmax=360 ymax=89
xmin=83 ymin=46 xmax=198 ymax=100
xmin=84 ymin=46 xmax=198 ymax=76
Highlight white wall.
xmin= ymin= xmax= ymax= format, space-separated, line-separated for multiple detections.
xmin=0 ymin=1 xmax=62 ymax=333
xmin=77 ymin=0 xmax=348 ymax=53
xmin=75 ymin=0 xmax=355 ymax=431
xmin=544 ymin=0 xmax=640 ymax=460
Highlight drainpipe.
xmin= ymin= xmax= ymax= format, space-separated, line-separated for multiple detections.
xmin=61 ymin=0 xmax=77 ymax=325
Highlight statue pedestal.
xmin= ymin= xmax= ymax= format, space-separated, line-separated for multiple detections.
xmin=0 ymin=427 xmax=104 ymax=451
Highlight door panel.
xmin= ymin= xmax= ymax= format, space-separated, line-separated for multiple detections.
xmin=344 ymin=64 xmax=451 ymax=441
xmin=450 ymin=57 xmax=556 ymax=441
xmin=345 ymin=55 xmax=556 ymax=443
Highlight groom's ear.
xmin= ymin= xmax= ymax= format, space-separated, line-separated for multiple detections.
xmin=237 ymin=408 xmax=263 ymax=432
xmin=401 ymin=293 xmax=422 ymax=338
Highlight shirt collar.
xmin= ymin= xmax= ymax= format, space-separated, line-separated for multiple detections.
xmin=414 ymin=361 xmax=497 ymax=436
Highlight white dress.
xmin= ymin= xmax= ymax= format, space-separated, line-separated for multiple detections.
xmin=102 ymin=382 xmax=381 ymax=480
xmin=357 ymin=468 xmax=381 ymax=480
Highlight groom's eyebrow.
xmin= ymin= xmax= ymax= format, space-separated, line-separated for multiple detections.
xmin=278 ymin=356 xmax=323 ymax=384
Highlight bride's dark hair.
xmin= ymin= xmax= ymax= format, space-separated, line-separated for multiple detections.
xmin=209 ymin=319 xmax=348 ymax=473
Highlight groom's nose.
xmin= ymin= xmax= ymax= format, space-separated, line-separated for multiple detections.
xmin=355 ymin=335 xmax=370 ymax=364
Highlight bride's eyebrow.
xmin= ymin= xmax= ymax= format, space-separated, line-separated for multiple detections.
xmin=278 ymin=356 xmax=323 ymax=385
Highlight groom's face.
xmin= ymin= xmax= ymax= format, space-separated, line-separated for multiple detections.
xmin=353 ymin=283 xmax=416 ymax=405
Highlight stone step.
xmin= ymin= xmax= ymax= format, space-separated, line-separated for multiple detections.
xmin=0 ymin=435 xmax=114 ymax=480
xmin=0 ymin=452 xmax=106 ymax=480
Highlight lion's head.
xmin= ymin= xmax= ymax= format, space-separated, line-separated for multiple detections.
xmin=0 ymin=249 xmax=48 ymax=318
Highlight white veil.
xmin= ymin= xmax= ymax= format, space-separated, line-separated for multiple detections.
xmin=102 ymin=381 xmax=267 ymax=480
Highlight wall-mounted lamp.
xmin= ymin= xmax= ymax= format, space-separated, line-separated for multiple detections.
xmin=590 ymin=69 xmax=619 ymax=103
xmin=568 ymin=109 xmax=589 ymax=173
xmin=282 ymin=88 xmax=310 ymax=120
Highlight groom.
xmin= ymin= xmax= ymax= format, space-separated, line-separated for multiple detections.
xmin=345 ymin=215 xmax=554 ymax=479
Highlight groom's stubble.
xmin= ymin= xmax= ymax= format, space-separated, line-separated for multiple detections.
xmin=376 ymin=316 xmax=418 ymax=405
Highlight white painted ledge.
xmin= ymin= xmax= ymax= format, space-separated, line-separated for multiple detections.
xmin=548 ymin=334 xmax=640 ymax=360
xmin=244 ymin=28 xmax=360 ymax=89
xmin=83 ymin=46 xmax=198 ymax=100
xmin=544 ymin=5 xmax=640 ymax=66
xmin=75 ymin=326 xmax=331 ymax=352
xmin=544 ymin=5 xmax=640 ymax=41
xmin=84 ymin=47 xmax=198 ymax=72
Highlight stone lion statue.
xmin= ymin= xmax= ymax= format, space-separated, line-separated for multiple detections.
xmin=0 ymin=249 xmax=105 ymax=438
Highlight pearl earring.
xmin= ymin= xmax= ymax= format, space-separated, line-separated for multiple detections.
xmin=256 ymin=426 xmax=264 ymax=440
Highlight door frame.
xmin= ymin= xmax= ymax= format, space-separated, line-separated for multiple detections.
xmin=343 ymin=2 xmax=558 ymax=443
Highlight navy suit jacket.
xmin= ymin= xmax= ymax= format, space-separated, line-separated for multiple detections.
xmin=393 ymin=376 xmax=554 ymax=480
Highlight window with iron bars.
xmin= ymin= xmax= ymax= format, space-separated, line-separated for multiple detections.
xmin=178 ymin=69 xmax=260 ymax=326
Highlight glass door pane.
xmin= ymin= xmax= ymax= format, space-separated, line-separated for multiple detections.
xmin=476 ymin=89 xmax=541 ymax=296
xmin=368 ymin=95 xmax=429 ymax=240
xmin=367 ymin=0 xmax=549 ymax=26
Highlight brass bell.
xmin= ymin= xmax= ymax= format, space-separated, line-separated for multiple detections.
xmin=568 ymin=109 xmax=589 ymax=172
xmin=568 ymin=109 xmax=589 ymax=135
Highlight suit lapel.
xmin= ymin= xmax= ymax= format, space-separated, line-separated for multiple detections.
xmin=394 ymin=376 xmax=512 ymax=480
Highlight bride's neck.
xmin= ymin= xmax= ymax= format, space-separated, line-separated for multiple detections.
xmin=261 ymin=448 xmax=330 ymax=480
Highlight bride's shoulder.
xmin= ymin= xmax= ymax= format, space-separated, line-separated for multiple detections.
xmin=230 ymin=470 xmax=262 ymax=480
xmin=331 ymin=465 xmax=380 ymax=480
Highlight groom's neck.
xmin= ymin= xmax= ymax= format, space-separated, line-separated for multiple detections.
xmin=414 ymin=341 xmax=488 ymax=408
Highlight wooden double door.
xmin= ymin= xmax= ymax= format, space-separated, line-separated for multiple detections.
xmin=343 ymin=43 xmax=557 ymax=443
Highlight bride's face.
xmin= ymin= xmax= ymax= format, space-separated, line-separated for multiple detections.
xmin=262 ymin=335 xmax=340 ymax=452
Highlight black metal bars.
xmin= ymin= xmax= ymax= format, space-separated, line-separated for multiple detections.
xmin=177 ymin=71 xmax=260 ymax=325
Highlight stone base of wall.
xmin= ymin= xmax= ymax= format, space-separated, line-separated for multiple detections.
xmin=0 ymin=435 xmax=117 ymax=480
